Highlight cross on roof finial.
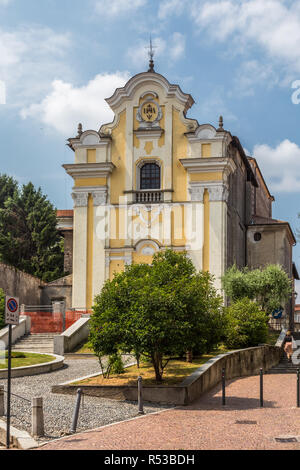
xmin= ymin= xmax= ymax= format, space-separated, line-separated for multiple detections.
xmin=147 ymin=36 xmax=156 ymax=73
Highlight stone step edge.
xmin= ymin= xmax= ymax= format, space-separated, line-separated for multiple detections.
xmin=0 ymin=419 xmax=38 ymax=450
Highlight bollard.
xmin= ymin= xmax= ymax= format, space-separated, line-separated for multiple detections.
xmin=138 ymin=376 xmax=144 ymax=415
xmin=70 ymin=388 xmax=82 ymax=434
xmin=297 ymin=369 xmax=300 ymax=408
xmin=0 ymin=386 xmax=4 ymax=416
xmin=260 ymin=369 xmax=264 ymax=408
xmin=222 ymin=368 xmax=226 ymax=406
xmin=32 ymin=397 xmax=44 ymax=437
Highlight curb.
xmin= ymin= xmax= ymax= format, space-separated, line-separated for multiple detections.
xmin=0 ymin=419 xmax=39 ymax=450
xmin=0 ymin=353 xmax=65 ymax=379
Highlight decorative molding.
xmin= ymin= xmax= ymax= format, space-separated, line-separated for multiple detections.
xmin=72 ymin=191 xmax=89 ymax=208
xmin=180 ymin=157 xmax=236 ymax=176
xmin=92 ymin=189 xmax=107 ymax=206
xmin=208 ymin=184 xmax=229 ymax=202
xmin=189 ymin=184 xmax=205 ymax=202
xmin=134 ymin=128 xmax=163 ymax=140
xmin=136 ymin=98 xmax=163 ymax=129
xmin=105 ymin=72 xmax=195 ymax=114
xmin=63 ymin=162 xmax=115 ymax=179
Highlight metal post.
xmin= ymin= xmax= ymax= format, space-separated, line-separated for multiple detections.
xmin=6 ymin=324 xmax=12 ymax=449
xmin=297 ymin=369 xmax=300 ymax=408
xmin=61 ymin=301 xmax=66 ymax=332
xmin=0 ymin=385 xmax=4 ymax=416
xmin=222 ymin=368 xmax=226 ymax=406
xmin=32 ymin=397 xmax=44 ymax=437
xmin=260 ymin=368 xmax=264 ymax=408
xmin=138 ymin=376 xmax=144 ymax=415
xmin=70 ymin=388 xmax=82 ymax=434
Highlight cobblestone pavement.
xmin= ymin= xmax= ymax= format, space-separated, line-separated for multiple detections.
xmin=39 ymin=374 xmax=300 ymax=450
xmin=0 ymin=357 xmax=171 ymax=443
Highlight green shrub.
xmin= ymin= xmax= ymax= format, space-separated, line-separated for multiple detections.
xmin=223 ymin=298 xmax=269 ymax=349
xmin=0 ymin=289 xmax=5 ymax=330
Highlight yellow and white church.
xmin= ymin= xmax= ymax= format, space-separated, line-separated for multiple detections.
xmin=59 ymin=60 xmax=297 ymax=312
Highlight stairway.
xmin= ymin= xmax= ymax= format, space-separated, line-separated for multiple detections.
xmin=268 ymin=332 xmax=300 ymax=374
xmin=12 ymin=333 xmax=56 ymax=354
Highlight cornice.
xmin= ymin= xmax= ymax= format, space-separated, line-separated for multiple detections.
xmin=63 ymin=162 xmax=116 ymax=179
xmin=180 ymin=157 xmax=237 ymax=175
xmin=105 ymin=72 xmax=195 ymax=114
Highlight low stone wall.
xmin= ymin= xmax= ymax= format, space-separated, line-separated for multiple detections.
xmin=0 ymin=316 xmax=31 ymax=348
xmin=53 ymin=316 xmax=90 ymax=355
xmin=52 ymin=345 xmax=281 ymax=405
xmin=0 ymin=353 xmax=64 ymax=379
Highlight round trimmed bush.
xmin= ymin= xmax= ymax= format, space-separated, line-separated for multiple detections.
xmin=223 ymin=298 xmax=269 ymax=349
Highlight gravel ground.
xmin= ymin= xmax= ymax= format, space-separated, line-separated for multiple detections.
xmin=0 ymin=357 xmax=171 ymax=443
xmin=39 ymin=374 xmax=300 ymax=451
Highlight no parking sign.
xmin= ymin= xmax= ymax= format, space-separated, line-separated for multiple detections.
xmin=5 ymin=296 xmax=20 ymax=325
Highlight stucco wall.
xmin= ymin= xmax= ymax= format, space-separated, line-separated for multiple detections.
xmin=0 ymin=262 xmax=44 ymax=305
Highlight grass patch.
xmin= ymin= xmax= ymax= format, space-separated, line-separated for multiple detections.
xmin=73 ymin=348 xmax=229 ymax=386
xmin=0 ymin=352 xmax=54 ymax=369
xmin=73 ymin=341 xmax=94 ymax=354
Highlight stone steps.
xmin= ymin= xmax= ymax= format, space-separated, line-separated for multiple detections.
xmin=12 ymin=333 xmax=57 ymax=354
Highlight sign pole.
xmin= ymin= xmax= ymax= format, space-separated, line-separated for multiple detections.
xmin=6 ymin=324 xmax=12 ymax=449
xmin=4 ymin=295 xmax=20 ymax=450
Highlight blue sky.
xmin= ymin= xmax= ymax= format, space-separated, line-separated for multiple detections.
xmin=1 ymin=0 xmax=300 ymax=287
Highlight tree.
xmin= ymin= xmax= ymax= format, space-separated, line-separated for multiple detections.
xmin=0 ymin=181 xmax=64 ymax=282
xmin=90 ymin=250 xmax=224 ymax=382
xmin=0 ymin=174 xmax=18 ymax=209
xmin=223 ymin=298 xmax=269 ymax=349
xmin=222 ymin=264 xmax=292 ymax=314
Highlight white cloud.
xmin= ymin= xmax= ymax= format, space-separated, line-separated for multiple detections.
xmin=234 ymin=60 xmax=280 ymax=96
xmin=127 ymin=37 xmax=166 ymax=69
xmin=21 ymin=72 xmax=130 ymax=136
xmin=0 ymin=26 xmax=72 ymax=106
xmin=94 ymin=0 xmax=146 ymax=17
xmin=170 ymin=32 xmax=185 ymax=61
xmin=190 ymin=0 xmax=300 ymax=74
xmin=158 ymin=0 xmax=186 ymax=20
xmin=127 ymin=33 xmax=185 ymax=68
xmin=253 ymin=139 xmax=300 ymax=192
xmin=0 ymin=0 xmax=12 ymax=5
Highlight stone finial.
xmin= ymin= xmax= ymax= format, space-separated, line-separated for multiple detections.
xmin=77 ymin=123 xmax=83 ymax=137
xmin=217 ymin=116 xmax=224 ymax=131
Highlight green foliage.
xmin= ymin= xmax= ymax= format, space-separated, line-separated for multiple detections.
xmin=222 ymin=264 xmax=292 ymax=314
xmin=90 ymin=249 xmax=224 ymax=382
xmin=0 ymin=288 xmax=5 ymax=329
xmin=107 ymin=353 xmax=125 ymax=376
xmin=223 ymin=298 xmax=269 ymax=349
xmin=0 ymin=174 xmax=18 ymax=209
xmin=0 ymin=179 xmax=64 ymax=282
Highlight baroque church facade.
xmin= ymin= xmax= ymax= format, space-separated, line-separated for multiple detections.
xmin=59 ymin=64 xmax=298 ymax=316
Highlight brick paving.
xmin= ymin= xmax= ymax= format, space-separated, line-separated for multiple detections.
xmin=38 ymin=373 xmax=300 ymax=450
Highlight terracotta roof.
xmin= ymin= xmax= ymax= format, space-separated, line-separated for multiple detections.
xmin=57 ymin=210 xmax=74 ymax=218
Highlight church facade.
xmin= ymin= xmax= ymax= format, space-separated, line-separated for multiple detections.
xmin=61 ymin=68 xmax=297 ymax=315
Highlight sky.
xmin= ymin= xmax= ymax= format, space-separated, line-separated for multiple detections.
xmin=1 ymin=0 xmax=300 ymax=293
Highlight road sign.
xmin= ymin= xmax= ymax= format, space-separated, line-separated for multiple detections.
xmin=5 ymin=296 xmax=20 ymax=325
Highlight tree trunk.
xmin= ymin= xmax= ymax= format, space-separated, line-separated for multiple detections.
xmin=186 ymin=350 xmax=193 ymax=363
xmin=151 ymin=352 xmax=163 ymax=382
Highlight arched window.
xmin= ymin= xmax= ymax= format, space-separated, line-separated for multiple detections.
xmin=140 ymin=163 xmax=160 ymax=190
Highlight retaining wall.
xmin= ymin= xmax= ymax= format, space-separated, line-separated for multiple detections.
xmin=52 ymin=345 xmax=281 ymax=405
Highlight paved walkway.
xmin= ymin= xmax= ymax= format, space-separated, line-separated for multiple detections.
xmin=0 ymin=357 xmax=168 ymax=442
xmin=39 ymin=374 xmax=300 ymax=450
